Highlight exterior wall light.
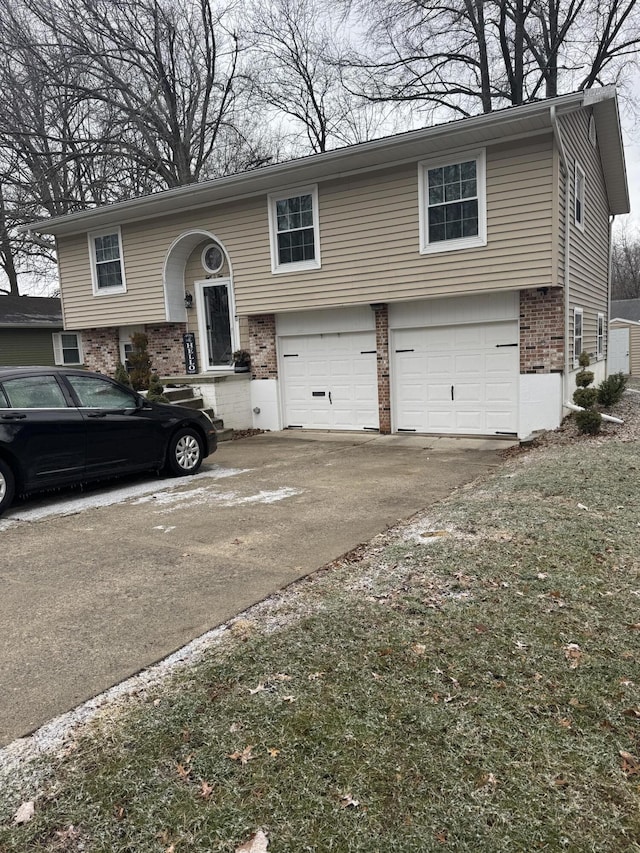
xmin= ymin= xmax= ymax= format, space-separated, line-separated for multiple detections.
xmin=184 ymin=291 xmax=194 ymax=309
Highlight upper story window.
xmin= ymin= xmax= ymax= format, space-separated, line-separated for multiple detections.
xmin=53 ymin=332 xmax=83 ymax=365
xmin=88 ymin=227 xmax=127 ymax=295
xmin=574 ymin=163 xmax=586 ymax=231
xmin=268 ymin=185 xmax=321 ymax=274
xmin=419 ymin=149 xmax=487 ymax=254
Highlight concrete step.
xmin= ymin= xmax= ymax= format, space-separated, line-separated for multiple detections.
xmin=163 ymin=385 xmax=196 ymax=403
xmin=215 ymin=427 xmax=234 ymax=442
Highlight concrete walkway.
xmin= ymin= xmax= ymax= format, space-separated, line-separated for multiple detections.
xmin=0 ymin=431 xmax=511 ymax=746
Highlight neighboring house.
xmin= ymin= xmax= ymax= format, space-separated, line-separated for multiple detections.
xmin=0 ymin=295 xmax=82 ymax=367
xmin=21 ymin=87 xmax=629 ymax=438
xmin=610 ymin=299 xmax=640 ymax=376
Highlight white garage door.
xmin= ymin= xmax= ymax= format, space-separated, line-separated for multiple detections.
xmin=280 ymin=332 xmax=379 ymax=430
xmin=392 ymin=321 xmax=519 ymax=435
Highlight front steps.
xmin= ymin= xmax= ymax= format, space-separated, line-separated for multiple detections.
xmin=163 ymin=384 xmax=234 ymax=442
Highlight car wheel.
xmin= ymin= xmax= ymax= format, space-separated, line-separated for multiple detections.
xmin=167 ymin=428 xmax=204 ymax=476
xmin=0 ymin=459 xmax=15 ymax=517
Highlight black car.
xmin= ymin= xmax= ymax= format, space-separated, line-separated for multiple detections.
xmin=0 ymin=367 xmax=217 ymax=516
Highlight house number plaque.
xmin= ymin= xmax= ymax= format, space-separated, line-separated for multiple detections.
xmin=182 ymin=333 xmax=198 ymax=375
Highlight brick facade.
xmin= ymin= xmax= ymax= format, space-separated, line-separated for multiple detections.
xmin=249 ymin=314 xmax=278 ymax=380
xmin=81 ymin=327 xmax=120 ymax=375
xmin=519 ymin=287 xmax=565 ymax=374
xmin=82 ymin=323 xmax=186 ymax=377
xmin=373 ymin=304 xmax=391 ymax=434
xmin=145 ymin=324 xmax=188 ymax=375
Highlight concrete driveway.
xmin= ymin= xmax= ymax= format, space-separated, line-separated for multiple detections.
xmin=0 ymin=431 xmax=509 ymax=746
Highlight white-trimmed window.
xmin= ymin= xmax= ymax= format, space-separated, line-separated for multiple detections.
xmin=419 ymin=149 xmax=487 ymax=254
xmin=574 ymin=163 xmax=585 ymax=230
xmin=52 ymin=332 xmax=83 ymax=365
xmin=597 ymin=312 xmax=604 ymax=359
xmin=268 ymin=185 xmax=321 ymax=274
xmin=88 ymin=227 xmax=127 ymax=294
xmin=573 ymin=307 xmax=583 ymax=366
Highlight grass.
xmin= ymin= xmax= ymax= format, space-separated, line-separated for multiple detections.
xmin=1 ymin=438 xmax=639 ymax=852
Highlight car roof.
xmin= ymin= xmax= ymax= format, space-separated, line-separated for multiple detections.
xmin=0 ymin=366 xmax=95 ymax=378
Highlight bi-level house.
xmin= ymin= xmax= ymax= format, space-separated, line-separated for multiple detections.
xmin=22 ymin=87 xmax=629 ymax=439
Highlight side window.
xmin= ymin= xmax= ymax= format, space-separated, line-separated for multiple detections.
xmin=597 ymin=313 xmax=604 ymax=359
xmin=419 ymin=150 xmax=487 ymax=254
xmin=0 ymin=387 xmax=9 ymax=408
xmin=88 ymin=227 xmax=127 ymax=295
xmin=2 ymin=375 xmax=68 ymax=408
xmin=53 ymin=332 xmax=83 ymax=365
xmin=573 ymin=307 xmax=583 ymax=366
xmin=66 ymin=374 xmax=137 ymax=408
xmin=268 ymin=186 xmax=321 ymax=274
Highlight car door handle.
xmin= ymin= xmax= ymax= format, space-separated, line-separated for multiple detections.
xmin=1 ymin=413 xmax=26 ymax=419
xmin=87 ymin=411 xmax=108 ymax=418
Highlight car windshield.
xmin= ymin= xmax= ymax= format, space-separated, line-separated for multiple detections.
xmin=66 ymin=374 xmax=137 ymax=408
xmin=1 ymin=375 xmax=68 ymax=408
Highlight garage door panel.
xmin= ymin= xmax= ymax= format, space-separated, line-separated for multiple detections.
xmin=393 ymin=321 xmax=518 ymax=435
xmin=455 ymin=383 xmax=482 ymax=402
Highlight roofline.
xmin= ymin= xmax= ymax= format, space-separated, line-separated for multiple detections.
xmin=20 ymin=88 xmax=629 ymax=237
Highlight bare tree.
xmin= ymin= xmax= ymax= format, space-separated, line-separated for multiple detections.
xmin=344 ymin=0 xmax=640 ymax=117
xmin=22 ymin=0 xmax=251 ymax=187
xmin=612 ymin=222 xmax=640 ymax=300
xmin=248 ymin=0 xmax=401 ymax=153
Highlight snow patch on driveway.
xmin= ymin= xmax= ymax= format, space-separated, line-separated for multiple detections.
xmin=0 ymin=465 xmax=250 ymax=530
xmin=134 ymin=486 xmax=302 ymax=514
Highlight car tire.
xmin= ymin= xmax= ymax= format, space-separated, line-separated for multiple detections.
xmin=166 ymin=428 xmax=204 ymax=476
xmin=0 ymin=459 xmax=15 ymax=517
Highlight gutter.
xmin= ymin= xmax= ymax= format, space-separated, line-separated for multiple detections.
xmin=550 ymin=105 xmax=572 ymax=414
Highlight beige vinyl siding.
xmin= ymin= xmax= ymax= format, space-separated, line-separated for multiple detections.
xmin=0 ymin=329 xmax=57 ymax=365
xmin=57 ymin=134 xmax=555 ymax=328
xmin=236 ymin=136 xmax=555 ymax=315
xmin=560 ymin=110 xmax=611 ymax=365
xmin=611 ymin=320 xmax=640 ymax=376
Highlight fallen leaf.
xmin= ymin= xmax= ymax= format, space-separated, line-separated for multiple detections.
xmin=229 ymin=745 xmax=254 ymax=765
xmin=577 ymin=503 xmax=589 ymax=511
xmin=411 ymin=643 xmax=426 ymax=655
xmin=236 ymin=829 xmax=269 ymax=852
xmin=200 ymin=780 xmax=214 ymax=799
xmin=176 ymin=762 xmax=192 ymax=780
xmin=620 ymin=751 xmax=640 ymax=776
xmin=622 ymin=708 xmax=640 ymax=719
xmin=629 ymin=624 xmax=640 ymax=631
xmin=274 ymin=673 xmax=293 ymax=682
xmin=267 ymin=747 xmax=281 ymax=757
xmin=435 ymin=829 xmax=448 ymax=843
xmin=340 ymin=793 xmax=360 ymax=808
xmin=564 ymin=643 xmax=583 ymax=669
xmin=249 ymin=683 xmax=267 ymax=695
xmin=13 ymin=801 xmax=35 ymax=824
xmin=308 ymin=671 xmax=325 ymax=681
xmin=230 ymin=722 xmax=241 ymax=733
xmin=554 ymin=775 xmax=570 ymax=788
xmin=282 ymin=695 xmax=296 ymax=703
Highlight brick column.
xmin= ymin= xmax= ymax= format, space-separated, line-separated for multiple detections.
xmin=373 ymin=304 xmax=391 ymax=434
xmin=248 ymin=314 xmax=277 ymax=380
xmin=519 ymin=288 xmax=565 ymax=374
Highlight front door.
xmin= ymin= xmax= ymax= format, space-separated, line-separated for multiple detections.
xmin=199 ymin=281 xmax=233 ymax=368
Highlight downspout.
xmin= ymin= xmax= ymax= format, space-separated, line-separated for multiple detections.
xmin=550 ymin=105 xmax=572 ymax=412
xmin=607 ymin=213 xmax=615 ymax=373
